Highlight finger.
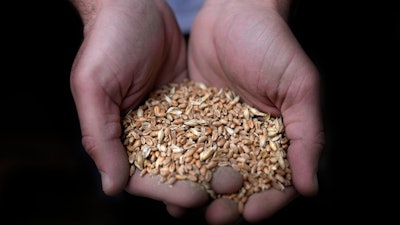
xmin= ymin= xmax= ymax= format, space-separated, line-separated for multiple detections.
xmin=165 ymin=202 xmax=209 ymax=221
xmin=86 ymin=138 xmax=129 ymax=196
xmin=283 ymin=88 xmax=324 ymax=196
xmin=130 ymin=167 xmax=243 ymax=220
xmin=242 ymin=187 xmax=297 ymax=223
xmin=165 ymin=203 xmax=190 ymax=218
xmin=76 ymin=104 xmax=129 ymax=196
xmin=126 ymin=169 xmax=210 ymax=208
xmin=210 ymin=166 xmax=243 ymax=194
xmin=70 ymin=70 xmax=129 ymax=196
xmin=205 ymin=198 xmax=242 ymax=225
xmin=287 ymin=137 xmax=322 ymax=196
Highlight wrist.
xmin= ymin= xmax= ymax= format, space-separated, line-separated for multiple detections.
xmin=69 ymin=0 xmax=99 ymax=27
xmin=204 ymin=0 xmax=292 ymax=21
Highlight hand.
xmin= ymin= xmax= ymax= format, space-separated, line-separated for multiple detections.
xmin=70 ymin=0 xmax=187 ymax=195
xmin=70 ymin=1 xmax=243 ymax=223
xmin=188 ymin=0 xmax=325 ymax=223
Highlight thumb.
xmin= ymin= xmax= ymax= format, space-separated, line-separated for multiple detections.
xmin=82 ymin=133 xmax=130 ymax=196
xmin=283 ymin=92 xmax=324 ymax=197
xmin=71 ymin=75 xmax=129 ymax=196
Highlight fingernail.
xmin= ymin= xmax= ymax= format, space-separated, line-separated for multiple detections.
xmin=100 ymin=172 xmax=111 ymax=194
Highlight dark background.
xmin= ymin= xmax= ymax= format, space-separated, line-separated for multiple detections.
xmin=1 ymin=0 xmax=398 ymax=224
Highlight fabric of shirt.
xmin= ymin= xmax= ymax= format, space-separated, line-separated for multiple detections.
xmin=165 ymin=0 xmax=205 ymax=34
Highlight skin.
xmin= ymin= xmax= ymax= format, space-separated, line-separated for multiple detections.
xmin=188 ymin=1 xmax=325 ymax=222
xmin=69 ymin=0 xmax=325 ymax=224
xmin=70 ymin=0 xmax=187 ymax=196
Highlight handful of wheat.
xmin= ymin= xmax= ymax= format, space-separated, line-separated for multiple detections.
xmin=121 ymin=79 xmax=291 ymax=212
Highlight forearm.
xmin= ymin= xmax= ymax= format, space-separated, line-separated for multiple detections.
xmin=69 ymin=0 xmax=174 ymax=33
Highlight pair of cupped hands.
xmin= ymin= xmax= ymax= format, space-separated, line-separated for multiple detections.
xmin=69 ymin=0 xmax=324 ymax=224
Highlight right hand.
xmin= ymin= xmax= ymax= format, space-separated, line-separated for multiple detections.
xmin=70 ymin=0 xmax=187 ymax=196
xmin=70 ymin=1 xmax=251 ymax=224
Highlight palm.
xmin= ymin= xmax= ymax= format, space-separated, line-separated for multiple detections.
xmin=189 ymin=2 xmax=317 ymax=116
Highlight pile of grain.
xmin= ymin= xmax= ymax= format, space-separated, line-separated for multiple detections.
xmin=121 ymin=79 xmax=291 ymax=212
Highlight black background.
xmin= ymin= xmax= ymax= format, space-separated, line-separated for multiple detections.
xmin=1 ymin=0 xmax=398 ymax=224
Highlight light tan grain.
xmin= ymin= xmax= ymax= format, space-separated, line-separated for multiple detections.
xmin=122 ymin=79 xmax=291 ymax=211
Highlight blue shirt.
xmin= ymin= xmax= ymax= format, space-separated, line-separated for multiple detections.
xmin=166 ymin=0 xmax=205 ymax=33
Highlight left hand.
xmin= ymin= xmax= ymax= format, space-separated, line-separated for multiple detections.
xmin=187 ymin=0 xmax=325 ymax=223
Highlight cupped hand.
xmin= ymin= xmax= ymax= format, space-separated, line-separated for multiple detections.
xmin=188 ymin=0 xmax=325 ymax=223
xmin=70 ymin=0 xmax=187 ymax=196
xmin=70 ymin=1 xmax=252 ymax=223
